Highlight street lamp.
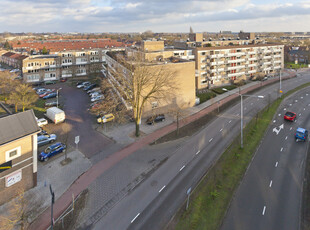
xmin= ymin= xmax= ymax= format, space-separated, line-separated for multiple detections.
xmin=49 ymin=184 xmax=55 ymax=230
xmin=57 ymin=88 xmax=62 ymax=108
xmin=222 ymin=88 xmax=264 ymax=148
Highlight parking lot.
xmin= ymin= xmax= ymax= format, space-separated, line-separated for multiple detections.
xmin=40 ymin=82 xmax=113 ymax=159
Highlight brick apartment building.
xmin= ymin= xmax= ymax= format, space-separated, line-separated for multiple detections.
xmin=0 ymin=110 xmax=40 ymax=205
xmin=0 ymin=51 xmax=28 ymax=69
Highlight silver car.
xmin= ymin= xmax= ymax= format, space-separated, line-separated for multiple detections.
xmin=37 ymin=134 xmax=57 ymax=147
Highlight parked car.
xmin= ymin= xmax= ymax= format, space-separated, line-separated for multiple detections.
xmin=60 ymin=78 xmax=67 ymax=82
xmin=284 ymin=111 xmax=296 ymax=122
xmin=84 ymin=83 xmax=97 ymax=91
xmin=77 ymin=81 xmax=91 ymax=89
xmin=76 ymin=81 xmax=84 ymax=86
xmin=43 ymin=92 xmax=57 ymax=99
xmin=91 ymin=95 xmax=104 ymax=102
xmin=36 ymin=88 xmax=47 ymax=94
xmin=45 ymin=100 xmax=60 ymax=108
xmin=38 ymin=129 xmax=48 ymax=136
xmin=38 ymin=142 xmax=66 ymax=161
xmin=36 ymin=118 xmax=48 ymax=127
xmin=39 ymin=89 xmax=56 ymax=98
xmin=295 ymin=127 xmax=308 ymax=142
xmin=90 ymin=91 xmax=103 ymax=98
xmin=87 ymin=87 xmax=101 ymax=94
xmin=45 ymin=80 xmax=56 ymax=85
xmin=97 ymin=113 xmax=115 ymax=124
xmin=37 ymin=134 xmax=57 ymax=147
xmin=146 ymin=114 xmax=165 ymax=125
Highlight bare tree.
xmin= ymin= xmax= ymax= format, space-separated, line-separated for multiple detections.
xmin=0 ymin=186 xmax=29 ymax=230
xmin=168 ymin=101 xmax=190 ymax=137
xmin=8 ymin=84 xmax=37 ymax=112
xmin=60 ymin=123 xmax=72 ymax=161
xmin=100 ymin=53 xmax=178 ymax=137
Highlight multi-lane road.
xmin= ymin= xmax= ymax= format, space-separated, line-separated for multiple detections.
xmin=92 ymin=71 xmax=310 ymax=230
xmin=221 ymin=87 xmax=310 ymax=230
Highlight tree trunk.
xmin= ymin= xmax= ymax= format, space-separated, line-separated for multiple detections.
xmin=135 ymin=122 xmax=140 ymax=137
xmin=15 ymin=104 xmax=17 ymax=113
xmin=22 ymin=105 xmax=25 ymax=112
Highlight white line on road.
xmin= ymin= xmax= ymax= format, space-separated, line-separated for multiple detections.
xmin=159 ymin=185 xmax=166 ymax=193
xmin=262 ymin=206 xmax=266 ymax=215
xmin=299 ymin=113 xmax=301 ymax=116
xmin=273 ymin=120 xmax=276 ymax=123
xmin=307 ymin=94 xmax=309 ymax=96
xmin=290 ymin=127 xmax=292 ymax=130
xmin=290 ymin=104 xmax=292 ymax=106
xmin=131 ymin=213 xmax=140 ymax=223
xmin=180 ymin=165 xmax=185 ymax=171
xmin=284 ymin=108 xmax=287 ymax=111
xmin=251 ymin=103 xmax=253 ymax=105
xmin=304 ymin=108 xmax=306 ymax=111
xmin=278 ymin=114 xmax=281 ymax=116
xmin=209 ymin=138 xmax=213 ymax=142
xmin=236 ymin=113 xmax=239 ymax=116
xmin=285 ymin=136 xmax=288 ymax=140
xmin=301 ymin=97 xmax=303 ymax=99
xmin=269 ymin=180 xmax=273 ymax=187
xmin=229 ymin=120 xmax=232 ymax=123
xmin=295 ymin=100 xmax=298 ymax=103
xmin=220 ymin=128 xmax=223 ymax=132
xmin=196 ymin=150 xmax=200 ymax=155
xmin=275 ymin=162 xmax=278 ymax=167
xmin=280 ymin=147 xmax=283 ymax=152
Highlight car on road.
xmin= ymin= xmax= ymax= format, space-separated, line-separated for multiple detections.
xmin=91 ymin=95 xmax=104 ymax=102
xmin=43 ymin=92 xmax=57 ymax=99
xmin=146 ymin=114 xmax=165 ymax=125
xmin=36 ymin=118 xmax=48 ymax=127
xmin=97 ymin=113 xmax=115 ymax=123
xmin=38 ymin=142 xmax=66 ymax=161
xmin=37 ymin=133 xmax=57 ymax=147
xmin=295 ymin=127 xmax=308 ymax=142
xmin=284 ymin=111 xmax=296 ymax=121
xmin=77 ymin=81 xmax=91 ymax=89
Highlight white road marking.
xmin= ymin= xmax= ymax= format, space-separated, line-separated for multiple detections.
xmin=285 ymin=136 xmax=288 ymax=140
xmin=278 ymin=114 xmax=281 ymax=116
xmin=196 ymin=150 xmax=200 ymax=155
xmin=304 ymin=108 xmax=306 ymax=111
xmin=131 ymin=213 xmax=140 ymax=223
xmin=180 ymin=165 xmax=185 ymax=171
xmin=306 ymin=94 xmax=309 ymax=96
xmin=229 ymin=120 xmax=232 ymax=123
xmin=159 ymin=185 xmax=166 ymax=193
xmin=289 ymin=104 xmax=292 ymax=106
xmin=280 ymin=147 xmax=283 ymax=152
xmin=301 ymin=97 xmax=304 ymax=99
xmin=284 ymin=108 xmax=287 ymax=111
xmin=299 ymin=113 xmax=301 ymax=116
xmin=290 ymin=127 xmax=292 ymax=130
xmin=251 ymin=103 xmax=253 ymax=105
xmin=273 ymin=120 xmax=276 ymax=123
xmin=308 ymin=104 xmax=310 ymax=106
xmin=275 ymin=162 xmax=278 ymax=167
xmin=262 ymin=206 xmax=266 ymax=215
xmin=220 ymin=128 xmax=223 ymax=132
xmin=209 ymin=138 xmax=213 ymax=142
xmin=269 ymin=180 xmax=273 ymax=187
xmin=295 ymin=100 xmax=298 ymax=103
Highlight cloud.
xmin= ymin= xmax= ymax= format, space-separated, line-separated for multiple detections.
xmin=0 ymin=0 xmax=309 ymax=32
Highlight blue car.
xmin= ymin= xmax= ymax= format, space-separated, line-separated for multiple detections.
xmin=295 ymin=127 xmax=308 ymax=142
xmin=38 ymin=142 xmax=66 ymax=161
xmin=43 ymin=92 xmax=57 ymax=99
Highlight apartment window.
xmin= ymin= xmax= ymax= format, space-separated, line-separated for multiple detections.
xmin=45 ymin=62 xmax=49 ymax=66
xmin=201 ymin=52 xmax=206 ymax=55
xmin=5 ymin=146 xmax=21 ymax=162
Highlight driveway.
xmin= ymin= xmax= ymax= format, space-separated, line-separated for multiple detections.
xmin=44 ymin=82 xmax=113 ymax=158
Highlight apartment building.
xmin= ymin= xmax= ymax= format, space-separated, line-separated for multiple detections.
xmin=103 ymin=43 xmax=196 ymax=117
xmin=22 ymin=48 xmax=113 ymax=83
xmin=195 ymin=44 xmax=284 ymax=89
xmin=0 ymin=110 xmax=40 ymax=205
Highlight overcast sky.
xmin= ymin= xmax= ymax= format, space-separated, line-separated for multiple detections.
xmin=1 ymin=0 xmax=309 ymax=33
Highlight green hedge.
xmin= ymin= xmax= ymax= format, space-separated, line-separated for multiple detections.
xmin=197 ymin=91 xmax=217 ymax=104
xmin=212 ymin=85 xmax=237 ymax=94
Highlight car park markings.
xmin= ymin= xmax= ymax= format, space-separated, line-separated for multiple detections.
xmin=304 ymin=108 xmax=306 ymax=111
xmin=159 ymin=185 xmax=166 ymax=193
xmin=180 ymin=165 xmax=185 ymax=171
xmin=295 ymin=100 xmax=298 ymax=103
xmin=275 ymin=162 xmax=278 ymax=167
xmin=280 ymin=147 xmax=283 ymax=152
xmin=301 ymin=97 xmax=303 ymax=99
xmin=306 ymin=94 xmax=308 ymax=96
xmin=262 ymin=206 xmax=266 ymax=215
xmin=131 ymin=213 xmax=140 ymax=223
xmin=269 ymin=180 xmax=273 ymax=187
xmin=209 ymin=138 xmax=213 ymax=142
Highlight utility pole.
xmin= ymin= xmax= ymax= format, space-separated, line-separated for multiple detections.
xmin=50 ymin=185 xmax=55 ymax=230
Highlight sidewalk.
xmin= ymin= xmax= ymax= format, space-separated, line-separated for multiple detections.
xmin=29 ymin=70 xmax=298 ymax=230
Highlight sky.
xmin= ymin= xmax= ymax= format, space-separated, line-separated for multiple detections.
xmin=0 ymin=0 xmax=310 ymax=33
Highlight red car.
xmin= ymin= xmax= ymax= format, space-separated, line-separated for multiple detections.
xmin=39 ymin=89 xmax=55 ymax=98
xmin=284 ymin=111 xmax=296 ymax=121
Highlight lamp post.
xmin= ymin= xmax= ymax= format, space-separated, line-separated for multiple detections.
xmin=57 ymin=88 xmax=62 ymax=108
xmin=49 ymin=184 xmax=55 ymax=230
xmin=222 ymin=88 xmax=264 ymax=148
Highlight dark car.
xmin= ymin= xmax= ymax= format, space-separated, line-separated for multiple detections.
xmin=84 ymin=83 xmax=97 ymax=91
xmin=284 ymin=111 xmax=296 ymax=121
xmin=38 ymin=142 xmax=66 ymax=162
xmin=37 ymin=134 xmax=57 ymax=147
xmin=45 ymin=100 xmax=60 ymax=107
xmin=146 ymin=114 xmax=165 ymax=125
xmin=43 ymin=92 xmax=57 ymax=99
xmin=295 ymin=127 xmax=308 ymax=142
xmin=45 ymin=80 xmax=56 ymax=85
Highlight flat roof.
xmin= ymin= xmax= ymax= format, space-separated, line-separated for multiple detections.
xmin=196 ymin=43 xmax=283 ymax=51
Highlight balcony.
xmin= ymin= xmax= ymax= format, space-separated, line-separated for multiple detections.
xmin=274 ymin=55 xmax=282 ymax=58
xmin=62 ymin=74 xmax=72 ymax=77
xmin=264 ymin=50 xmax=272 ymax=53
xmin=248 ymin=70 xmax=256 ymax=74
xmin=248 ymin=63 xmax=257 ymax=67
xmin=248 ymin=57 xmax=257 ymax=61
xmin=263 ymin=56 xmax=272 ymax=59
xmin=76 ymin=72 xmax=87 ymax=76
xmin=217 ymin=68 xmax=225 ymax=72
xmin=228 ymin=59 xmax=245 ymax=63
xmin=62 ymin=62 xmax=72 ymax=66
xmin=227 ymin=66 xmax=244 ymax=71
xmin=235 ymin=52 xmax=245 ymax=56
xmin=274 ymin=66 xmax=281 ymax=69
xmin=274 ymin=60 xmax=281 ymax=64
xmin=209 ymin=54 xmax=224 ymax=58
xmin=76 ymin=61 xmax=88 ymax=65
xmin=248 ymin=51 xmax=256 ymax=55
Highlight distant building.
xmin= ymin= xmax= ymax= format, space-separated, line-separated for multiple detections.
xmin=0 ymin=51 xmax=28 ymax=69
xmin=0 ymin=110 xmax=40 ymax=205
xmin=286 ymin=46 xmax=310 ymax=64
xmin=238 ymin=31 xmax=255 ymax=40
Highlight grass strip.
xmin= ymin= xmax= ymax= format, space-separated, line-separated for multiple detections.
xmin=173 ymin=82 xmax=310 ymax=230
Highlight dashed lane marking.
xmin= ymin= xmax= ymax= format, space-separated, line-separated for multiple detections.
xmin=269 ymin=180 xmax=273 ymax=187
xmin=280 ymin=147 xmax=283 ymax=152
xmin=180 ymin=165 xmax=185 ymax=171
xmin=159 ymin=185 xmax=166 ymax=193
xmin=262 ymin=206 xmax=266 ymax=215
xmin=196 ymin=150 xmax=200 ymax=155
xmin=275 ymin=162 xmax=278 ymax=167
xmin=229 ymin=120 xmax=232 ymax=123
xmin=285 ymin=136 xmax=288 ymax=140
xmin=209 ymin=138 xmax=213 ymax=142
xmin=131 ymin=213 xmax=140 ymax=223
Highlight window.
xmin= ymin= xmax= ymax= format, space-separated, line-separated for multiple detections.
xmin=5 ymin=146 xmax=21 ymax=161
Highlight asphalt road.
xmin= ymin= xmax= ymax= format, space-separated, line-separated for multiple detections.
xmin=221 ymin=88 xmax=310 ymax=230
xmin=92 ymin=71 xmax=310 ymax=230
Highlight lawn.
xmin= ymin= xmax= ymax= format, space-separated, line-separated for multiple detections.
xmin=285 ymin=62 xmax=308 ymax=69
xmin=173 ymin=82 xmax=310 ymax=230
